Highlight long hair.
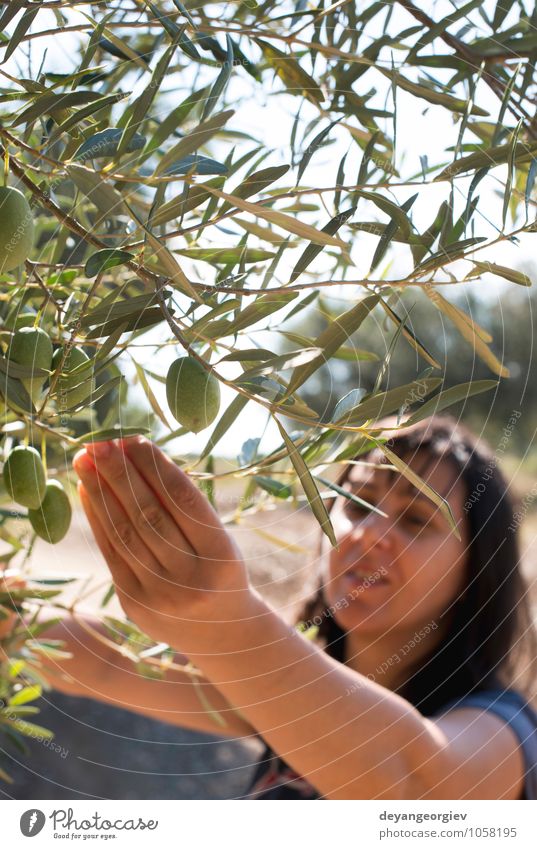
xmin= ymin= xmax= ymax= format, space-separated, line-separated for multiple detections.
xmin=296 ymin=415 xmax=537 ymax=715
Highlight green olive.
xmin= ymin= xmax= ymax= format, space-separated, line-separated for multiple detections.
xmin=165 ymin=356 xmax=221 ymax=433
xmin=0 ymin=186 xmax=34 ymax=273
xmin=28 ymin=480 xmax=72 ymax=544
xmin=8 ymin=327 xmax=53 ymax=403
xmin=3 ymin=446 xmax=46 ymax=509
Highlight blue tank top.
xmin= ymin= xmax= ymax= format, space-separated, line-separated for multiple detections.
xmin=433 ymin=688 xmax=537 ymax=800
xmin=246 ymin=688 xmax=537 ymax=799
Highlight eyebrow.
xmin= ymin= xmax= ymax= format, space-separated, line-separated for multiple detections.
xmin=348 ymin=480 xmax=439 ymax=510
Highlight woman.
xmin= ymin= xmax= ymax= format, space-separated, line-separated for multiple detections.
xmin=2 ymin=415 xmax=537 ymax=799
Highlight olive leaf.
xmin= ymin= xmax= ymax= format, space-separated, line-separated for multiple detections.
xmin=275 ymin=418 xmax=337 ymax=547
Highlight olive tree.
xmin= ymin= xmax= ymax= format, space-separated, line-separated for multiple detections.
xmin=0 ymin=0 xmax=535 ymax=779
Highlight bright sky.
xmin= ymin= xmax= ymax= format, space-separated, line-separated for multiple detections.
xmin=3 ymin=2 xmax=535 ymax=459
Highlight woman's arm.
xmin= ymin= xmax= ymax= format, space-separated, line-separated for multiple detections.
xmin=173 ymin=591 xmax=525 ymax=800
xmin=38 ymin=614 xmax=256 ymax=739
xmin=2 ymin=596 xmax=255 ymax=739
xmin=72 ymin=436 xmax=525 ymax=800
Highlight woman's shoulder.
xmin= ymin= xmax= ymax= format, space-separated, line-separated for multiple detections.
xmin=433 ymin=686 xmax=537 ymax=800
xmin=434 ymin=686 xmax=537 ymax=722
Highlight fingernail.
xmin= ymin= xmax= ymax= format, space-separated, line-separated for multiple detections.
xmin=86 ymin=441 xmax=111 ymax=459
xmin=73 ymin=452 xmax=95 ymax=475
xmin=121 ymin=435 xmax=144 ymax=452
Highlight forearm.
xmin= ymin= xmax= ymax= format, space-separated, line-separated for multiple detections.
xmin=26 ymin=612 xmax=255 ymax=738
xmin=187 ymin=591 xmax=439 ymax=799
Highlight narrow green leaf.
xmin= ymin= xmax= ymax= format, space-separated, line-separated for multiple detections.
xmin=176 ymin=247 xmax=274 ymax=264
xmin=380 ymin=68 xmax=489 ymax=116
xmin=199 ymin=394 xmax=249 ymax=460
xmin=74 ymin=128 xmax=146 ymax=161
xmin=414 ymin=237 xmax=487 ymax=274
xmin=132 ymin=359 xmax=172 ymax=429
xmin=333 ymin=389 xmax=367 ymax=423
xmin=466 ymin=261 xmax=531 ymax=287
xmin=0 ymin=0 xmax=27 ymax=35
xmin=78 ymin=426 xmax=151 ymax=444
xmin=296 ymin=118 xmax=342 ymax=185
xmin=370 ymin=193 xmax=418 ymax=272
xmin=492 ymin=0 xmax=515 ymax=30
xmin=8 ymin=685 xmax=42 ymax=707
xmin=85 ymin=249 xmax=134 ymax=278
xmin=100 ymin=584 xmax=116 ymax=608
xmin=357 ymin=131 xmax=380 ymax=186
xmin=12 ymin=90 xmax=107 ymax=128
xmin=171 ymin=0 xmax=197 ymax=29
xmin=155 ymin=109 xmax=235 ymax=175
xmin=238 ymin=347 xmax=323 ymax=379
xmin=374 ymin=441 xmax=460 ymax=539
xmin=202 ymin=34 xmax=234 ymax=121
xmin=2 ymin=6 xmax=40 ymax=64
xmin=314 ymin=475 xmax=387 ymax=517
xmin=67 ymin=163 xmax=126 ymax=220
xmin=283 ymin=294 xmax=380 ymax=398
xmin=434 ymin=140 xmax=537 ymax=181
xmin=144 ymin=85 xmax=211 ymax=155
xmin=3 ymin=719 xmax=54 ymax=741
xmin=256 ymin=39 xmax=324 ymax=105
xmin=503 ymin=119 xmax=523 ymax=229
xmin=52 ymin=92 xmax=129 ymax=140
xmin=525 ymin=159 xmax=537 ymax=220
xmin=354 ymin=190 xmax=414 ymax=238
xmin=203 ymin=185 xmax=348 ymax=249
xmin=492 ymin=61 xmax=521 ymax=147
xmin=219 ymin=165 xmax=290 ymax=216
xmin=405 ymin=380 xmax=498 ymax=426
xmin=163 ymin=154 xmax=228 ymax=177
xmin=126 ymin=202 xmax=202 ymax=304
xmin=379 ymin=300 xmax=441 ymax=368
xmin=275 ymin=418 xmax=337 ymax=547
xmin=81 ymin=292 xmax=164 ymax=327
xmin=289 ymin=207 xmax=354 ymax=283
xmin=332 ymin=378 xmax=442 ymax=425
xmin=116 ymin=34 xmax=181 ymax=157
xmin=254 ymin=476 xmax=292 ymax=499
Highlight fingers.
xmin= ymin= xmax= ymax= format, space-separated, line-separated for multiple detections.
xmin=120 ymin=436 xmax=233 ymax=560
xmin=73 ymin=451 xmax=163 ymax=583
xmin=78 ymin=483 xmax=141 ymax=601
xmin=82 ymin=440 xmax=194 ymax=567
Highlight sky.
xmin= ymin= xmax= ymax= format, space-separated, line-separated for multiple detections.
xmin=2 ymin=2 xmax=535 ymax=459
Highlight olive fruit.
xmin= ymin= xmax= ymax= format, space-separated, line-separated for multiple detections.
xmin=8 ymin=326 xmax=53 ymax=402
xmin=166 ymin=356 xmax=221 ymax=433
xmin=3 ymin=445 xmax=46 ymax=509
xmin=3 ymin=309 xmax=37 ymax=331
xmin=0 ymin=186 xmax=34 ymax=273
xmin=52 ymin=346 xmax=95 ymax=410
xmin=28 ymin=480 xmax=72 ymax=544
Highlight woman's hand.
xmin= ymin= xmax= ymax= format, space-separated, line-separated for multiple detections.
xmin=73 ymin=436 xmax=254 ymax=651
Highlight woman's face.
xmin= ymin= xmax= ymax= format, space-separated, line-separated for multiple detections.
xmin=321 ymin=449 xmax=469 ymax=639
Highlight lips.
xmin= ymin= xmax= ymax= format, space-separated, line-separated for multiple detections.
xmin=340 ymin=562 xmax=389 ymax=589
xmin=342 ymin=573 xmax=388 ymax=590
xmin=345 ymin=560 xmax=387 ymax=579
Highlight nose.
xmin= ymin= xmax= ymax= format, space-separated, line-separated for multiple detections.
xmin=340 ymin=510 xmax=393 ymax=554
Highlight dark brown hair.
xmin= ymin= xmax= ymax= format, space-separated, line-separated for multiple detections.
xmin=296 ymin=415 xmax=537 ymax=715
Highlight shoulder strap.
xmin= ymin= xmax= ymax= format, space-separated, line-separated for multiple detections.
xmin=437 ymin=689 xmax=537 ymax=800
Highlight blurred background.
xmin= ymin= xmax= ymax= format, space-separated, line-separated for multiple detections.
xmin=2 ymin=0 xmax=537 ymax=799
xmin=3 ymin=274 xmax=537 ymax=800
